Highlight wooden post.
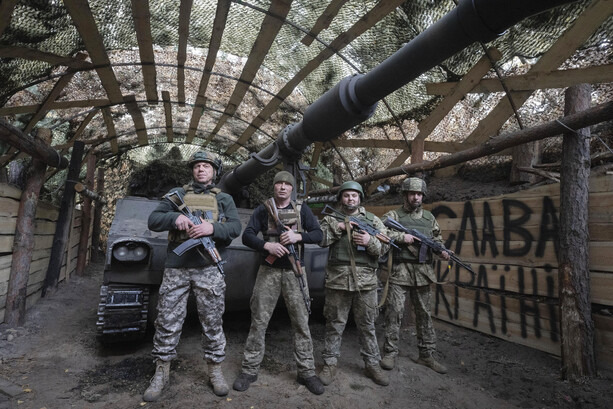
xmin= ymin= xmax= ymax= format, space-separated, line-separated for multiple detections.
xmin=558 ymin=83 xmax=596 ymax=380
xmin=5 ymin=129 xmax=51 ymax=326
xmin=76 ymin=153 xmax=95 ymax=276
xmin=42 ymin=141 xmax=85 ymax=296
xmin=91 ymin=167 xmax=105 ymax=262
xmin=510 ymin=141 xmax=541 ymax=185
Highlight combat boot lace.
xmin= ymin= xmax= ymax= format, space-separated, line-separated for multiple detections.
xmin=417 ymin=356 xmax=448 ymax=374
xmin=233 ymin=372 xmax=257 ymax=392
xmin=143 ymin=360 xmax=170 ymax=402
xmin=365 ymin=363 xmax=390 ymax=386
xmin=319 ymin=364 xmax=337 ymax=386
xmin=297 ymin=375 xmax=325 ymax=395
xmin=380 ymin=354 xmax=396 ymax=370
xmin=208 ymin=362 xmax=229 ymax=396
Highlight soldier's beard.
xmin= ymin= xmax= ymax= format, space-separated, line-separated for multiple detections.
xmin=405 ymin=200 xmax=421 ymax=211
xmin=342 ymin=204 xmax=358 ymax=213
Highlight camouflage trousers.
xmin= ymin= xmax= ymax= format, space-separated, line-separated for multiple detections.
xmin=383 ymin=283 xmax=436 ymax=358
xmin=152 ymin=266 xmax=226 ymax=363
xmin=241 ymin=264 xmax=315 ymax=378
xmin=322 ymin=288 xmax=381 ymax=367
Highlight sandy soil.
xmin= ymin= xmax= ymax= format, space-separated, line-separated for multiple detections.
xmin=1 ymin=260 xmax=611 ymax=409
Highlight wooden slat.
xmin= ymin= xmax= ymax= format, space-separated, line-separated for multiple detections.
xmin=204 ymin=0 xmax=293 ymax=145
xmin=0 ymin=99 xmax=110 ymax=115
xmin=131 ymin=0 xmax=158 ymax=103
xmin=300 ymin=0 xmax=349 ymax=46
xmin=186 ymin=0 xmax=231 ymax=142
xmin=162 ymin=91 xmax=174 ymax=142
xmin=124 ymin=95 xmax=149 ymax=146
xmin=63 ymin=0 xmax=124 ymax=104
xmin=462 ymin=0 xmax=613 ymax=147
xmin=101 ymin=107 xmax=119 ymax=154
xmin=0 ymin=46 xmax=93 ymax=70
xmin=0 ymin=0 xmax=19 ymax=36
xmin=177 ymin=0 xmax=194 ymax=106
xmin=225 ymin=0 xmax=406 ymax=154
xmin=24 ymin=53 xmax=89 ymax=133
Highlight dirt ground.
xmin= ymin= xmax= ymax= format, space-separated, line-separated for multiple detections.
xmin=1 ymin=259 xmax=612 ymax=409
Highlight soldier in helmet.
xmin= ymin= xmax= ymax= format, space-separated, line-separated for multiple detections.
xmin=318 ymin=181 xmax=390 ymax=387
xmin=232 ymin=170 xmax=325 ymax=395
xmin=143 ymin=151 xmax=242 ymax=401
xmin=380 ymin=177 xmax=450 ymax=374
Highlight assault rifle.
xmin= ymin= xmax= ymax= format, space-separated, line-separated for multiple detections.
xmin=264 ymin=198 xmax=311 ymax=314
xmin=383 ymin=217 xmax=475 ymax=274
xmin=165 ymin=191 xmax=226 ymax=276
xmin=321 ymin=204 xmax=400 ymax=251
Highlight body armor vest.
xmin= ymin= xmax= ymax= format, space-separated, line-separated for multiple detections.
xmin=263 ymin=200 xmax=301 ymax=242
xmin=328 ymin=211 xmax=379 ymax=268
xmin=168 ymin=186 xmax=220 ymax=242
xmin=393 ymin=208 xmax=435 ymax=263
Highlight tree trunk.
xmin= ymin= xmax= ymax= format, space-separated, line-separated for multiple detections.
xmin=558 ymin=83 xmax=595 ymax=380
xmin=42 ymin=141 xmax=85 ymax=296
xmin=5 ymin=129 xmax=51 ymax=326
xmin=510 ymin=141 xmax=540 ymax=184
xmin=76 ymin=153 xmax=95 ymax=276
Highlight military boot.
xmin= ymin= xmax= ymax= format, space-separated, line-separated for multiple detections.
xmin=417 ymin=355 xmax=448 ymax=374
xmin=380 ymin=354 xmax=396 ymax=370
xmin=207 ymin=361 xmax=229 ymax=396
xmin=365 ymin=363 xmax=389 ymax=386
xmin=318 ymin=364 xmax=337 ymax=386
xmin=143 ymin=360 xmax=170 ymax=402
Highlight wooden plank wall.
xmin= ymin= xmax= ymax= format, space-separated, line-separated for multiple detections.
xmin=369 ymin=175 xmax=613 ymax=368
xmin=0 ymin=183 xmax=85 ymax=322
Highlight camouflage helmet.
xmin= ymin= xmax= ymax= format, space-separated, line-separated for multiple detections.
xmin=187 ymin=150 xmax=223 ymax=175
xmin=401 ymin=177 xmax=427 ymax=195
xmin=273 ymin=170 xmax=295 ymax=189
xmin=337 ymin=180 xmax=364 ymax=201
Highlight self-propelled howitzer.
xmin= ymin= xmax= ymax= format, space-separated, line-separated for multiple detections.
xmin=217 ymin=0 xmax=576 ymax=197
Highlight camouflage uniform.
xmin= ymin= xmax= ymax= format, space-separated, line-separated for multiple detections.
xmin=239 ymin=200 xmax=322 ymax=378
xmin=319 ymin=206 xmax=387 ymax=367
xmin=148 ymin=183 xmax=241 ymax=364
xmin=382 ymin=206 xmax=444 ymax=359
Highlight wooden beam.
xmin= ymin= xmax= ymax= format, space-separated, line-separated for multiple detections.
xmin=63 ymin=0 xmax=124 ymax=104
xmin=426 ymin=64 xmax=613 ymax=96
xmin=162 ymin=91 xmax=174 ymax=142
xmin=225 ymin=0 xmax=406 ymax=155
xmin=186 ymin=0 xmax=230 ymax=143
xmin=0 ymin=120 xmax=68 ymax=169
xmin=300 ymin=0 xmax=349 ymax=46
xmin=204 ymin=0 xmax=292 ymax=146
xmin=24 ymin=53 xmax=89 ymax=134
xmin=131 ymin=0 xmax=158 ymax=103
xmin=101 ymin=107 xmax=118 ymax=154
xmin=462 ymin=0 xmax=613 ymax=147
xmin=74 ymin=182 xmax=107 ymax=205
xmin=76 ymin=153 xmax=96 ymax=276
xmin=0 ymin=46 xmax=93 ymax=70
xmin=124 ymin=95 xmax=149 ymax=146
xmin=177 ymin=0 xmax=193 ymax=106
xmin=0 ymin=0 xmax=19 ymax=37
xmin=0 ymin=99 xmax=110 ymax=115
xmin=308 ymin=99 xmax=613 ymax=197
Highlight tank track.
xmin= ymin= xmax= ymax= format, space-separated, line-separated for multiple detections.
xmin=96 ymin=284 xmax=149 ymax=341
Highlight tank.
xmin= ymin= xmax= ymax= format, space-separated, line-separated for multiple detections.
xmin=96 ymin=0 xmax=575 ymax=341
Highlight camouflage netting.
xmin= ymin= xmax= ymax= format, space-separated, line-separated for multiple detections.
xmin=1 ymin=0 xmax=612 ymax=185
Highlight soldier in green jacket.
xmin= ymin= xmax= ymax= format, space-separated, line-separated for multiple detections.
xmin=318 ymin=181 xmax=389 ymax=386
xmin=380 ymin=177 xmax=450 ymax=374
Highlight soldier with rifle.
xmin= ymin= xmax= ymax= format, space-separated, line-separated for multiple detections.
xmin=379 ymin=177 xmax=450 ymax=374
xmin=233 ymin=171 xmax=325 ymax=395
xmin=144 ymin=151 xmax=241 ymax=401
xmin=318 ymin=181 xmax=390 ymax=387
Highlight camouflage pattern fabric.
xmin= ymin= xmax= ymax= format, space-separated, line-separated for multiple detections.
xmin=240 ymin=264 xmax=316 ymax=378
xmin=322 ymin=288 xmax=381 ymax=367
xmin=152 ymin=266 xmax=226 ymax=363
xmin=382 ymin=283 xmax=436 ymax=358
